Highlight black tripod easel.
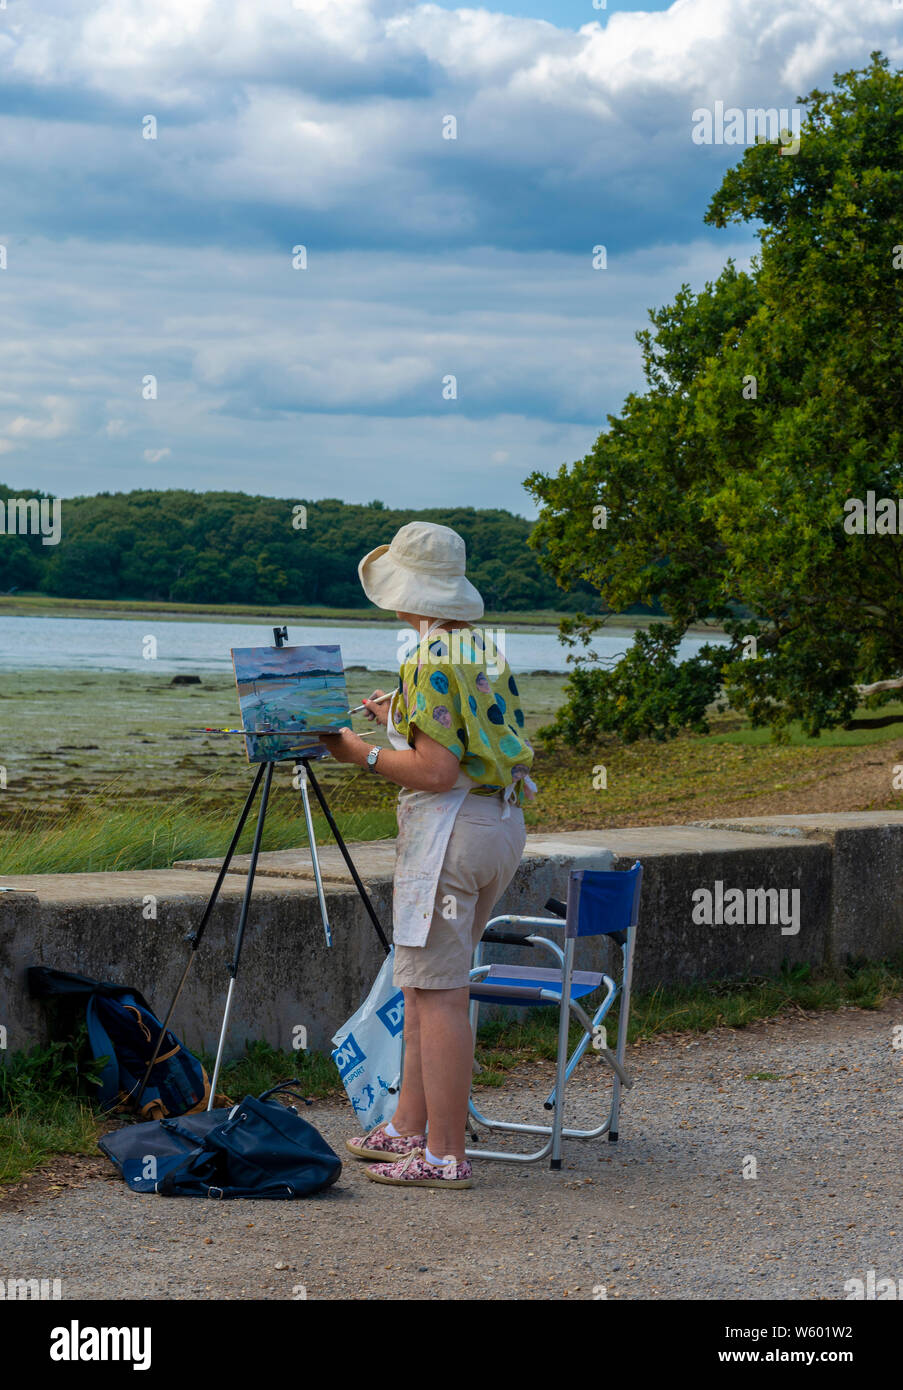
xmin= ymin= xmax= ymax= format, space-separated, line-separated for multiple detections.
xmin=136 ymin=625 xmax=390 ymax=1112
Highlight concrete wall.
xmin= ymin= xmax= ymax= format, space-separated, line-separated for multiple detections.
xmin=0 ymin=872 xmax=392 ymax=1060
xmin=2 ymin=811 xmax=902 ymax=1061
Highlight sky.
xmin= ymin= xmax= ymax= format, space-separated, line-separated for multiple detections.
xmin=434 ymin=0 xmax=676 ymax=19
xmin=0 ymin=0 xmax=900 ymax=517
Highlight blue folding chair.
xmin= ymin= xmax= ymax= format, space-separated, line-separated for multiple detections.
xmin=466 ymin=861 xmax=642 ymax=1169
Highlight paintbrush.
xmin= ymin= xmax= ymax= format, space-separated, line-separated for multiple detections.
xmin=189 ymin=726 xmax=338 ymax=736
xmin=190 ymin=726 xmax=285 ymax=735
xmin=349 ymin=691 xmax=393 ymax=715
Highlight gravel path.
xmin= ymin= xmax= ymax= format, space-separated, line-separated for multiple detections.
xmin=2 ymin=1002 xmax=901 ymax=1301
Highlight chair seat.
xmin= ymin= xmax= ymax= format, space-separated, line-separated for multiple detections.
xmin=469 ymin=963 xmax=603 ymax=1007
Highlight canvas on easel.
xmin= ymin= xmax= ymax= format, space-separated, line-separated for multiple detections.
xmin=137 ymin=629 xmax=387 ymax=1117
xmin=231 ymin=643 xmax=351 ymax=763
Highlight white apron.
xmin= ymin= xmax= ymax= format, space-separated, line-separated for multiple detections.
xmin=391 ymin=753 xmax=472 ymax=948
xmin=388 ymin=620 xmax=471 ymax=948
xmin=388 ymin=621 xmax=534 ymax=947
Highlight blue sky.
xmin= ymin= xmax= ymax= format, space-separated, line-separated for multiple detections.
xmin=434 ymin=0 xmax=675 ymax=19
xmin=0 ymin=0 xmax=899 ymax=517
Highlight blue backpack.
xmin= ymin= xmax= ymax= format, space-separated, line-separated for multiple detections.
xmin=87 ymin=990 xmax=210 ymax=1119
xmin=27 ymin=966 xmax=210 ymax=1119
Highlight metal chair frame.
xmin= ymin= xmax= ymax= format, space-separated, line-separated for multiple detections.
xmin=465 ymin=862 xmax=641 ymax=1169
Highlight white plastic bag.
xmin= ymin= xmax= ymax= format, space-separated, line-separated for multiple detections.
xmin=331 ymin=949 xmax=403 ymax=1132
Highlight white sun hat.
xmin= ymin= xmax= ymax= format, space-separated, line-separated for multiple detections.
xmin=358 ymin=521 xmax=485 ymax=620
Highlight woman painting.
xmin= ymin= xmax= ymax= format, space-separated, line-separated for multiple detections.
xmin=319 ymin=521 xmax=535 ymax=1190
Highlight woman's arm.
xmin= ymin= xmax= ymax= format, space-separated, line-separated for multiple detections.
xmin=318 ymin=725 xmax=460 ymax=793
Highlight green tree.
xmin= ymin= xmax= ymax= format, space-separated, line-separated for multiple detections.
xmin=44 ymin=538 xmax=121 ymax=599
xmin=0 ymin=534 xmax=41 ymax=592
xmin=528 ymin=53 xmax=903 ymax=742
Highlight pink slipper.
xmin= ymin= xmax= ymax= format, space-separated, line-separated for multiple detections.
xmin=365 ymin=1148 xmax=473 ymax=1189
xmin=346 ymin=1123 xmax=426 ymax=1162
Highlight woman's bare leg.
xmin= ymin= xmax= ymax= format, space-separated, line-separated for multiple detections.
xmin=414 ymin=984 xmax=472 ymax=1161
xmin=390 ymin=988 xmax=428 ymax=1134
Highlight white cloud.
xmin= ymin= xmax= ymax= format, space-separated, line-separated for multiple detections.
xmin=0 ymin=0 xmax=899 ymax=508
xmin=2 ymin=0 xmax=899 ymax=252
xmin=0 ymin=232 xmax=754 ymax=510
xmin=6 ymin=396 xmax=75 ymax=441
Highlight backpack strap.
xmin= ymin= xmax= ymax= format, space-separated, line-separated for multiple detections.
xmin=154 ymin=1145 xmax=215 ymax=1196
xmin=258 ymin=1079 xmax=312 ymax=1107
xmin=85 ymin=995 xmax=123 ymax=1111
xmin=121 ymin=1004 xmax=153 ymax=1045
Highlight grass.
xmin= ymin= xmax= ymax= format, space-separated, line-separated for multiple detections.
xmin=0 ymin=1098 xmax=100 ymax=1186
xmin=524 ymin=707 xmax=903 ymax=831
xmin=472 ymin=956 xmax=903 ymax=1084
xmin=0 ymin=666 xmax=565 ymax=874
xmin=0 ymin=1029 xmax=106 ymax=1185
xmin=207 ymin=1039 xmax=341 ymax=1102
xmin=0 ymin=1036 xmax=345 ymax=1186
xmin=0 ymin=592 xmax=599 ymax=629
xmin=4 ymin=957 xmax=899 ymax=1185
xmin=0 ymin=784 xmax=398 ymax=875
xmin=710 ymin=701 xmax=903 ymax=748
xmin=8 ymin=645 xmax=903 ymax=874
xmin=1 ymin=591 xmax=731 ymax=633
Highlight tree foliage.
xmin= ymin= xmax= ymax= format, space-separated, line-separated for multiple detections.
xmin=0 ymin=486 xmax=597 ymax=612
xmin=527 ymin=53 xmax=903 ymax=741
xmin=539 ymin=624 xmax=722 ymax=745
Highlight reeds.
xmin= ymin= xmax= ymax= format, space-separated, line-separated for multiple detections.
xmin=0 ymin=783 xmax=397 ymax=875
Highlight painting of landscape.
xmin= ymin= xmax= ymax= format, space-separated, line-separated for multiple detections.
xmin=231 ymin=644 xmax=351 ymax=763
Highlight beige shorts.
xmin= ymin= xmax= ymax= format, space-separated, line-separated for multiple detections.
xmin=393 ymin=792 xmax=527 ymax=991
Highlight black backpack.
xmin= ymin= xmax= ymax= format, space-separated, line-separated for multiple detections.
xmin=99 ymin=1081 xmax=342 ymax=1199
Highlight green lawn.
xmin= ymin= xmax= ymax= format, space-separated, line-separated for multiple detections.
xmin=709 ymin=702 xmax=903 ymax=747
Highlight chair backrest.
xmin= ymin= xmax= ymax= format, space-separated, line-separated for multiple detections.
xmin=565 ymin=861 xmax=642 ymax=938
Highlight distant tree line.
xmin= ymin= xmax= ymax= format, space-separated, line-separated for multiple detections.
xmin=0 ymin=487 xmax=604 ymax=612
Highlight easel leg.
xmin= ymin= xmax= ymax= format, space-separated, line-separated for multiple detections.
xmin=135 ymin=762 xmax=267 ymax=1108
xmin=294 ymin=762 xmax=332 ymax=947
xmin=208 ymin=977 xmax=237 ymax=1109
xmin=208 ymin=759 xmax=275 ymax=1108
xmin=304 ymin=758 xmax=391 ymax=954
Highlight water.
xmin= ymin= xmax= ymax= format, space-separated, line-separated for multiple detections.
xmin=0 ymin=615 xmax=726 ymax=675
